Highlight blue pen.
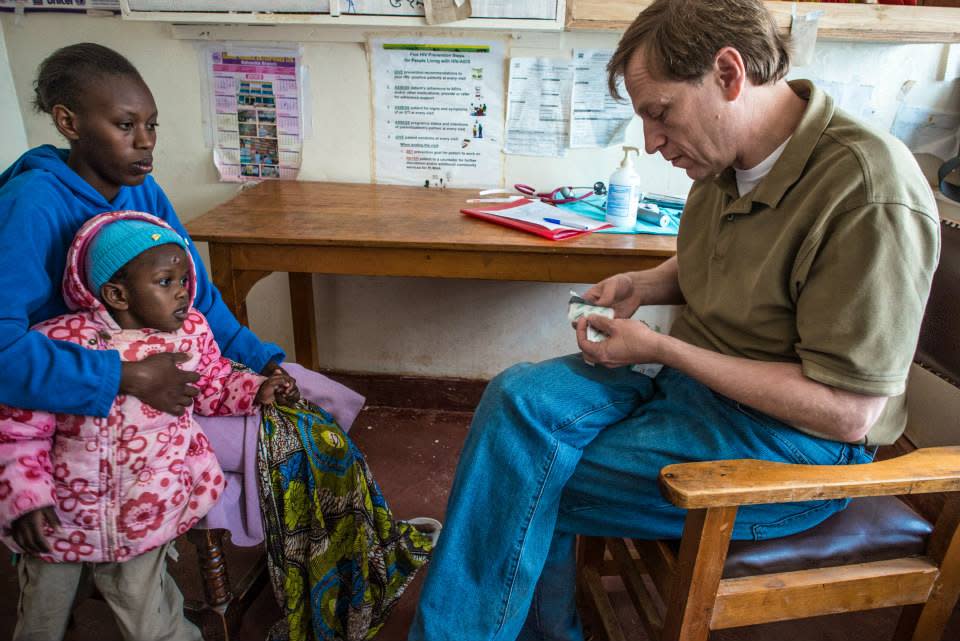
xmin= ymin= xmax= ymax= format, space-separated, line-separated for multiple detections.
xmin=543 ymin=217 xmax=590 ymax=231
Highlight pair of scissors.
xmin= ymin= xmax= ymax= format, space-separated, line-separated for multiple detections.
xmin=513 ymin=182 xmax=606 ymax=206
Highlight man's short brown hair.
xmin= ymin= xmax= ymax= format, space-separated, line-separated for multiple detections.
xmin=607 ymin=0 xmax=790 ymax=99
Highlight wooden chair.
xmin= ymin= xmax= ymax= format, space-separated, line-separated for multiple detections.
xmin=577 ymin=218 xmax=960 ymax=641
xmin=183 ymin=528 xmax=268 ymax=641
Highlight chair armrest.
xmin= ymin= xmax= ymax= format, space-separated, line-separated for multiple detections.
xmin=659 ymin=446 xmax=960 ymax=509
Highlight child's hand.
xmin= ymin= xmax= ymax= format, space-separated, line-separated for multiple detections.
xmin=11 ymin=506 xmax=60 ymax=555
xmin=256 ymin=368 xmax=301 ymax=406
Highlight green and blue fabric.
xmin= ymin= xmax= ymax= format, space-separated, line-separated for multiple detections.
xmin=258 ymin=401 xmax=432 ymax=641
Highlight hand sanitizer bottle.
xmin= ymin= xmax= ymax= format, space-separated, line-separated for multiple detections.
xmin=606 ymin=146 xmax=642 ymax=229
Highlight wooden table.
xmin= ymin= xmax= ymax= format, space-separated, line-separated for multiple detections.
xmin=186 ymin=181 xmax=677 ymax=369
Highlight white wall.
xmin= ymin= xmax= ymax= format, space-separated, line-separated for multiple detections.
xmin=1 ymin=13 xmax=955 ymax=378
xmin=0 ymin=20 xmax=27 ymax=169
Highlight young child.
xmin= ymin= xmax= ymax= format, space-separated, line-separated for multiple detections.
xmin=0 ymin=211 xmax=298 ymax=641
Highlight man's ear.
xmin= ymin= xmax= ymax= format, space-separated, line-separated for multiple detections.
xmin=714 ymin=47 xmax=746 ymax=101
xmin=51 ymin=104 xmax=81 ymax=142
xmin=100 ymin=282 xmax=130 ymax=312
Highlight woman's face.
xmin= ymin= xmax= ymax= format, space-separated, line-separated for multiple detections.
xmin=62 ymin=72 xmax=158 ymax=202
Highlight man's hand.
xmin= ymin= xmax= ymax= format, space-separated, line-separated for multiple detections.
xmin=11 ymin=506 xmax=60 ymax=555
xmin=120 ymin=352 xmax=200 ymax=416
xmin=576 ymin=315 xmax=662 ymax=368
xmin=582 ymin=273 xmax=644 ymax=319
xmin=256 ymin=368 xmax=300 ymax=406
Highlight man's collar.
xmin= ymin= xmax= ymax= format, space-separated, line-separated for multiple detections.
xmin=712 ymin=79 xmax=835 ymax=214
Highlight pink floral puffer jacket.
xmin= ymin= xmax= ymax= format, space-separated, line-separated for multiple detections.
xmin=0 ymin=211 xmax=265 ymax=563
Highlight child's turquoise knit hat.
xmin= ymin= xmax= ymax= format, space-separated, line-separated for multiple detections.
xmin=85 ymin=219 xmax=188 ymax=297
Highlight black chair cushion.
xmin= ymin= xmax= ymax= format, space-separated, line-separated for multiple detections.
xmin=720 ymin=495 xmax=932 ymax=579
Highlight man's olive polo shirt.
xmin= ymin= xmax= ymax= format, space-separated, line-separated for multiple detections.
xmin=670 ymin=80 xmax=940 ymax=446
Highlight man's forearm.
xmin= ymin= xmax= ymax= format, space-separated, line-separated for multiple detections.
xmin=632 ymin=256 xmax=685 ymax=307
xmin=654 ymin=334 xmax=886 ymax=442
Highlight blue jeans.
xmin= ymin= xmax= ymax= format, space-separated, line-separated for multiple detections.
xmin=408 ymin=356 xmax=873 ymax=641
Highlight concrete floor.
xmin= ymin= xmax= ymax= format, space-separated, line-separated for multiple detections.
xmin=0 ymin=406 xmax=958 ymax=641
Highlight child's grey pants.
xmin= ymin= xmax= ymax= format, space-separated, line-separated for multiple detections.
xmin=13 ymin=543 xmax=202 ymax=641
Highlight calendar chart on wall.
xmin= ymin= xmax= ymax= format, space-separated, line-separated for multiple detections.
xmin=206 ymin=47 xmax=304 ymax=182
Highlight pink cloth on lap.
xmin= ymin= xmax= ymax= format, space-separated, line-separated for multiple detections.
xmin=196 ymin=364 xmax=365 ymax=546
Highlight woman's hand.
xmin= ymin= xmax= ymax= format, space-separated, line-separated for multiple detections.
xmin=11 ymin=506 xmax=60 ymax=555
xmin=582 ymin=272 xmax=644 ymax=319
xmin=120 ymin=352 xmax=200 ymax=416
xmin=576 ymin=315 xmax=663 ymax=368
xmin=256 ymin=368 xmax=300 ymax=406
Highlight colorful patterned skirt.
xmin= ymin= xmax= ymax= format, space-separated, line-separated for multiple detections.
xmin=257 ymin=401 xmax=433 ymax=641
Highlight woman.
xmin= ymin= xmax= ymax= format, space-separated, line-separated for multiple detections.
xmin=0 ymin=42 xmax=435 ymax=641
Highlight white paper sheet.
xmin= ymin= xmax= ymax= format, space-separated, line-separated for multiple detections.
xmin=207 ymin=47 xmax=303 ymax=182
xmin=570 ymin=49 xmax=635 ymax=149
xmin=424 ymin=0 xmax=470 ymax=24
xmin=474 ymin=199 xmax=608 ymax=231
xmin=128 ymin=0 xmax=556 ymax=17
xmin=0 ymin=0 xmax=119 ymax=9
xmin=504 ymin=58 xmax=571 ymax=157
xmin=470 ymin=0 xmax=555 ymax=18
xmin=342 ymin=0 xmax=556 ymax=18
xmin=371 ymin=37 xmax=505 ymax=187
xmin=891 ymin=79 xmax=960 ymax=161
xmin=812 ymin=79 xmax=878 ymax=124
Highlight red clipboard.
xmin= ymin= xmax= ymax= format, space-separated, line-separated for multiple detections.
xmin=461 ymin=199 xmax=611 ymax=241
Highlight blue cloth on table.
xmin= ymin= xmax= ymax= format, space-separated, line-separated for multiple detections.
xmin=557 ymin=194 xmax=682 ymax=236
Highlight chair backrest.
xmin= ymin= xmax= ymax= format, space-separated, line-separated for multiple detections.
xmin=900 ymin=218 xmax=960 ymax=532
xmin=916 ymin=219 xmax=960 ymax=383
xmin=905 ymin=220 xmax=960 ymax=452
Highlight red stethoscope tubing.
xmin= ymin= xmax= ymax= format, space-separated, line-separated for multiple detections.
xmin=513 ymin=184 xmax=596 ymax=206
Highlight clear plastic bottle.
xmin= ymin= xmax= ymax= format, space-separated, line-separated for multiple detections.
xmin=606 ymin=146 xmax=642 ymax=229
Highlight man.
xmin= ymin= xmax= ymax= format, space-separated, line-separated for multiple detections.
xmin=409 ymin=1 xmax=941 ymax=640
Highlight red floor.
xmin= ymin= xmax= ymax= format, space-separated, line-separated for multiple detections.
xmin=0 ymin=406 xmax=958 ymax=640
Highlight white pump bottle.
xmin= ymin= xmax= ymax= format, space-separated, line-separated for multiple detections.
xmin=606 ymin=146 xmax=642 ymax=229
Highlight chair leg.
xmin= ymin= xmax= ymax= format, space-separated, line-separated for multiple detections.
xmin=910 ymin=497 xmax=960 ymax=641
xmin=578 ymin=534 xmax=606 ymax=568
xmin=893 ymin=605 xmax=922 ymax=641
xmin=186 ymin=528 xmax=238 ymax=641
xmin=577 ymin=536 xmax=626 ymax=641
xmin=662 ymin=507 xmax=737 ymax=641
xmin=576 ymin=536 xmax=607 ymax=641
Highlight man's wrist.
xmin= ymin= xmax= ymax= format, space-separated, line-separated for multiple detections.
xmin=638 ymin=256 xmax=682 ymax=307
xmin=627 ymin=270 xmax=652 ymax=307
xmin=652 ymin=332 xmax=677 ymax=368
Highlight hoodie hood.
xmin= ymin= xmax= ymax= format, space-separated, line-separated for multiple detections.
xmin=63 ymin=211 xmax=197 ymax=322
xmin=0 ymin=145 xmax=119 ymax=210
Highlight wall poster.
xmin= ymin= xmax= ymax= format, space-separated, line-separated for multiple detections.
xmin=371 ymin=37 xmax=505 ymax=187
xmin=206 ymin=46 xmax=303 ymax=182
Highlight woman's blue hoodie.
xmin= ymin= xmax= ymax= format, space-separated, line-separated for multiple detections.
xmin=0 ymin=145 xmax=283 ymax=417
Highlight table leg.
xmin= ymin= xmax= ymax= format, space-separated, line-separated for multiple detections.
xmin=209 ymin=244 xmax=245 ymax=324
xmin=207 ymin=243 xmax=315 ymax=370
xmin=208 ymin=243 xmax=270 ymax=330
xmin=289 ymin=273 xmax=319 ymax=371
